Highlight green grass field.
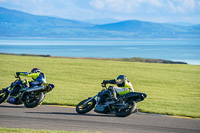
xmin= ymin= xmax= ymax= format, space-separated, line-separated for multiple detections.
xmin=0 ymin=54 xmax=200 ymax=118
xmin=0 ymin=127 xmax=100 ymax=133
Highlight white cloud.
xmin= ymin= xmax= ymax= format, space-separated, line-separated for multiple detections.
xmin=183 ymin=0 xmax=195 ymax=10
xmin=139 ymin=0 xmax=163 ymax=7
xmin=89 ymin=0 xmax=200 ymax=14
xmin=89 ymin=0 xmax=105 ymax=10
xmin=197 ymin=1 xmax=200 ymax=12
xmin=0 ymin=0 xmax=199 ymax=23
xmin=90 ymin=0 xmax=163 ymax=13
xmin=167 ymin=0 xmax=196 ymax=13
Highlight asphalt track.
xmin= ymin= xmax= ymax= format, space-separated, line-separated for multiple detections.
xmin=0 ymin=103 xmax=200 ymax=133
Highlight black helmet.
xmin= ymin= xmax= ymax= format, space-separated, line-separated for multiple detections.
xmin=116 ymin=75 xmax=127 ymax=87
xmin=116 ymin=75 xmax=127 ymax=81
xmin=31 ymin=68 xmax=41 ymax=73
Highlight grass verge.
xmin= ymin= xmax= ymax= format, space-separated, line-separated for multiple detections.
xmin=0 ymin=127 xmax=100 ymax=133
xmin=0 ymin=54 xmax=200 ymax=118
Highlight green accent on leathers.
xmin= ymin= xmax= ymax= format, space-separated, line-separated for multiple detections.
xmin=123 ymin=80 xmax=131 ymax=88
xmin=115 ymin=80 xmax=133 ymax=95
xmin=118 ymin=89 xmax=131 ymax=95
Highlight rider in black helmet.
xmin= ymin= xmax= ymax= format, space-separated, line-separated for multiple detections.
xmin=102 ymin=75 xmax=134 ymax=100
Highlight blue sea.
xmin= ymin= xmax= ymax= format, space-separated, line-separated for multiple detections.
xmin=0 ymin=38 xmax=200 ymax=65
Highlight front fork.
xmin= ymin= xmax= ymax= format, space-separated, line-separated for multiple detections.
xmin=0 ymin=87 xmax=9 ymax=96
xmin=83 ymin=95 xmax=97 ymax=106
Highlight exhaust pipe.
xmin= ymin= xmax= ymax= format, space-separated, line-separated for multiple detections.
xmin=25 ymin=86 xmax=45 ymax=92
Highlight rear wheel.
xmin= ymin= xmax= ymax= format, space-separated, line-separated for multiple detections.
xmin=115 ymin=100 xmax=136 ymax=117
xmin=0 ymin=89 xmax=9 ymax=104
xmin=76 ymin=99 xmax=96 ymax=114
xmin=24 ymin=92 xmax=44 ymax=108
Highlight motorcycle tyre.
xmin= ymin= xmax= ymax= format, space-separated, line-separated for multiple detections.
xmin=115 ymin=100 xmax=136 ymax=117
xmin=24 ymin=92 xmax=44 ymax=108
xmin=76 ymin=99 xmax=96 ymax=114
xmin=0 ymin=89 xmax=9 ymax=104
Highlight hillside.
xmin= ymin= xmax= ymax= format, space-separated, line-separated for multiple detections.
xmin=93 ymin=20 xmax=200 ymax=38
xmin=0 ymin=7 xmax=93 ymax=28
xmin=0 ymin=7 xmax=94 ymax=38
xmin=0 ymin=7 xmax=200 ymax=39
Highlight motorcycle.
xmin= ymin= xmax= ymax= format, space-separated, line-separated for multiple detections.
xmin=0 ymin=75 xmax=54 ymax=108
xmin=76 ymin=83 xmax=147 ymax=117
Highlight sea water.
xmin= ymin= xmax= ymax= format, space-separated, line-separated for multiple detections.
xmin=0 ymin=38 xmax=199 ymax=65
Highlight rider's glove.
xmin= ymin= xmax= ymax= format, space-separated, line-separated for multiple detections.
xmin=16 ymin=72 xmax=20 ymax=77
xmin=102 ymin=80 xmax=108 ymax=84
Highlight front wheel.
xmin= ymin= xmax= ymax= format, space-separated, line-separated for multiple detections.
xmin=24 ymin=92 xmax=44 ymax=108
xmin=76 ymin=99 xmax=96 ymax=114
xmin=0 ymin=89 xmax=9 ymax=104
xmin=115 ymin=100 xmax=136 ymax=117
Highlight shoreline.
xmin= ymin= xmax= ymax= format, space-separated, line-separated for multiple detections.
xmin=0 ymin=52 xmax=188 ymax=64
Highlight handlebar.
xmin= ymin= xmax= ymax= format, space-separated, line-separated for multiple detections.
xmin=101 ymin=83 xmax=107 ymax=88
xmin=14 ymin=74 xmax=21 ymax=79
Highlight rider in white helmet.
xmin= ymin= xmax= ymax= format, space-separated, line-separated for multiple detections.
xmin=10 ymin=68 xmax=46 ymax=95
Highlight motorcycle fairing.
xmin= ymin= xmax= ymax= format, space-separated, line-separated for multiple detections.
xmin=94 ymin=104 xmax=110 ymax=113
xmin=118 ymin=92 xmax=147 ymax=102
xmin=7 ymin=96 xmax=22 ymax=104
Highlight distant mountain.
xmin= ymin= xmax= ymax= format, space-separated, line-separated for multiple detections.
xmin=93 ymin=20 xmax=200 ymax=38
xmin=170 ymin=22 xmax=197 ymax=26
xmin=94 ymin=20 xmax=183 ymax=32
xmin=83 ymin=18 xmax=121 ymax=24
xmin=0 ymin=7 xmax=94 ymax=37
xmin=0 ymin=7 xmax=93 ymax=28
xmin=191 ymin=24 xmax=200 ymax=30
xmin=0 ymin=7 xmax=200 ymax=39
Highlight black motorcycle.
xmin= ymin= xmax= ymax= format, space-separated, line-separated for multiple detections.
xmin=0 ymin=75 xmax=54 ymax=108
xmin=76 ymin=83 xmax=147 ymax=117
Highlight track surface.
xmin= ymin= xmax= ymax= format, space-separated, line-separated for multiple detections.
xmin=0 ymin=103 xmax=200 ymax=133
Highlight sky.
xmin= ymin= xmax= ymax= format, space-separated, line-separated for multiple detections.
xmin=0 ymin=0 xmax=200 ymax=24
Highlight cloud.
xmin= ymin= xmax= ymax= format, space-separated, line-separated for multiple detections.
xmin=167 ymin=0 xmax=196 ymax=14
xmin=89 ymin=0 xmax=105 ymax=10
xmin=89 ymin=0 xmax=163 ymax=13
xmin=89 ymin=0 xmax=200 ymax=14
xmin=0 ymin=0 xmax=199 ymax=23
xmin=88 ymin=0 xmax=200 ymax=23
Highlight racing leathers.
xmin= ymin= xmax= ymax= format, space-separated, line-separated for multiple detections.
xmin=102 ymin=79 xmax=134 ymax=101
xmin=16 ymin=72 xmax=46 ymax=87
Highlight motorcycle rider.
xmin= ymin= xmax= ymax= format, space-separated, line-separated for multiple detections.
xmin=16 ymin=68 xmax=46 ymax=88
xmin=102 ymin=75 xmax=134 ymax=101
xmin=10 ymin=68 xmax=46 ymax=95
